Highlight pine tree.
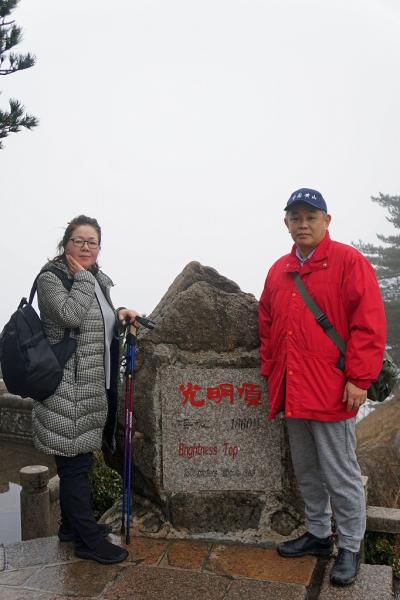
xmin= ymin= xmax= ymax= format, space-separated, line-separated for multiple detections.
xmin=355 ymin=194 xmax=400 ymax=279
xmin=354 ymin=193 xmax=400 ymax=365
xmin=0 ymin=0 xmax=37 ymax=149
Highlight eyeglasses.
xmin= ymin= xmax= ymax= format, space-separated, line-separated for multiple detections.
xmin=69 ymin=238 xmax=100 ymax=249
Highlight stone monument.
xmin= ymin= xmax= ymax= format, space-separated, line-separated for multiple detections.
xmin=106 ymin=262 xmax=302 ymax=542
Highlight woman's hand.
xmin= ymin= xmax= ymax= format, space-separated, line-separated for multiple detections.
xmin=118 ymin=308 xmax=141 ymax=328
xmin=66 ymin=254 xmax=86 ymax=276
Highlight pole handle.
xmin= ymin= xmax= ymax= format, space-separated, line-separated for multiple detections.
xmin=135 ymin=315 xmax=155 ymax=329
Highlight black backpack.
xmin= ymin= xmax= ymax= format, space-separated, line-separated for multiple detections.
xmin=0 ymin=267 xmax=77 ymax=402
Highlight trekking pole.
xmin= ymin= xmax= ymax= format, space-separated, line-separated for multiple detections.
xmin=125 ymin=320 xmax=136 ymax=545
xmin=120 ymin=345 xmax=130 ymax=538
xmin=120 ymin=315 xmax=155 ymax=544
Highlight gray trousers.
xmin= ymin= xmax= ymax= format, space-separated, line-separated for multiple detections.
xmin=286 ymin=418 xmax=365 ymax=553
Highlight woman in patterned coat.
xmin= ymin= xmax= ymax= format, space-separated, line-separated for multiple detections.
xmin=34 ymin=215 xmax=138 ymax=565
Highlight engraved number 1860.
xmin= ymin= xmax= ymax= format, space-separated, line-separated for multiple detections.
xmin=231 ymin=417 xmax=261 ymax=430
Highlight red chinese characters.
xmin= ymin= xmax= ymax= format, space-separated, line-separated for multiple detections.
xmin=179 ymin=382 xmax=263 ymax=409
xmin=207 ymin=384 xmax=235 ymax=405
xmin=238 ymin=383 xmax=262 ymax=407
xmin=179 ymin=383 xmax=205 ymax=408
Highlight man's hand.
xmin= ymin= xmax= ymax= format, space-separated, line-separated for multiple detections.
xmin=342 ymin=381 xmax=367 ymax=412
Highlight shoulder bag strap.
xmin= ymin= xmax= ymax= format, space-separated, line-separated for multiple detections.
xmin=291 ymin=272 xmax=347 ymax=355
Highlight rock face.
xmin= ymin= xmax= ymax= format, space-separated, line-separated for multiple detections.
xmin=356 ymin=394 xmax=400 ymax=508
xmin=106 ymin=262 xmax=303 ymax=542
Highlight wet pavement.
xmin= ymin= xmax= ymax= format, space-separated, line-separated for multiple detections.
xmin=0 ymin=533 xmax=396 ymax=599
xmin=0 ymin=534 xmax=315 ymax=599
xmin=0 ymin=441 xmax=57 ymax=544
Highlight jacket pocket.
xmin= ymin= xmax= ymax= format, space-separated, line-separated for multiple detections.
xmin=300 ymin=357 xmax=346 ymax=413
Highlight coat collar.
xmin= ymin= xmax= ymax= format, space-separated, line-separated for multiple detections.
xmin=96 ymin=270 xmax=114 ymax=289
xmin=283 ymin=231 xmax=331 ymax=275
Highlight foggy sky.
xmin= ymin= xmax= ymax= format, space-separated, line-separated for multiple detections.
xmin=1 ymin=0 xmax=399 ymax=327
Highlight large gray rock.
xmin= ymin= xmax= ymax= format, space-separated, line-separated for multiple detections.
xmin=356 ymin=394 xmax=400 ymax=508
xmin=106 ymin=262 xmax=302 ymax=542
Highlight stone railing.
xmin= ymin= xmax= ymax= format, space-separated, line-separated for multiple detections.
xmin=0 ymin=379 xmax=33 ymax=443
xmin=19 ymin=466 xmax=60 ymax=540
xmin=367 ymin=506 xmax=400 ymax=534
xmin=361 ymin=475 xmax=400 ymax=536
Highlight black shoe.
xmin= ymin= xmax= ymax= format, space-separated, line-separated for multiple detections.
xmin=278 ymin=532 xmax=333 ymax=558
xmin=330 ymin=548 xmax=360 ymax=586
xmin=75 ymin=539 xmax=129 ymax=565
xmin=58 ymin=522 xmax=113 ymax=542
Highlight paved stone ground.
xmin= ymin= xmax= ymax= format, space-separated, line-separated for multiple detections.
xmin=0 ymin=535 xmax=394 ymax=599
xmin=0 ymin=535 xmax=315 ymax=599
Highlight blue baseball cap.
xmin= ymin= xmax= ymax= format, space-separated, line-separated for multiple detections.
xmin=285 ymin=188 xmax=327 ymax=212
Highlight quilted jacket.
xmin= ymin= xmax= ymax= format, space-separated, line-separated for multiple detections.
xmin=33 ymin=260 xmax=119 ymax=456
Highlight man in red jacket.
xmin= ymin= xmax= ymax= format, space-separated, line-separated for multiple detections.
xmin=259 ymin=188 xmax=386 ymax=587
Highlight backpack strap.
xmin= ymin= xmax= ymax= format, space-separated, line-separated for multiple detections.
xmin=29 ymin=267 xmax=78 ymax=340
xmin=291 ymin=272 xmax=347 ymax=355
xmin=29 ymin=267 xmax=73 ymax=304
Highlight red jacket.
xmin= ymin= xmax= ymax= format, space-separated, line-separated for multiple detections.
xmin=259 ymin=232 xmax=386 ymax=421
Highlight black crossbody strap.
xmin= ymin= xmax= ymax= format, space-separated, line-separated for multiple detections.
xmin=28 ymin=266 xmax=73 ymax=305
xmin=28 ymin=267 xmax=78 ymax=340
xmin=292 ymin=272 xmax=347 ymax=355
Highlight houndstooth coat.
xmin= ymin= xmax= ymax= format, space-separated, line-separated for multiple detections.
xmin=33 ymin=260 xmax=119 ymax=457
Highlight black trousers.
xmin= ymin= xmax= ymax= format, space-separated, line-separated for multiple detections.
xmin=55 ymin=452 xmax=103 ymax=550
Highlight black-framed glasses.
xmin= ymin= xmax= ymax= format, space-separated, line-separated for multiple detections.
xmin=69 ymin=238 xmax=100 ymax=249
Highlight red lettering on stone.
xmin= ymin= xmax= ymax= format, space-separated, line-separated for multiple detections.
xmin=238 ymin=383 xmax=262 ymax=406
xmin=179 ymin=383 xmax=205 ymax=408
xmin=207 ymin=383 xmax=235 ymax=405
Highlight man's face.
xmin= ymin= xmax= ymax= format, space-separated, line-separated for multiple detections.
xmin=284 ymin=203 xmax=331 ymax=254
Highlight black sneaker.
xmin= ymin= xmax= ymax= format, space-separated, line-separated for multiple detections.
xmin=330 ymin=548 xmax=360 ymax=586
xmin=58 ymin=522 xmax=112 ymax=542
xmin=278 ymin=531 xmax=333 ymax=558
xmin=75 ymin=539 xmax=129 ymax=565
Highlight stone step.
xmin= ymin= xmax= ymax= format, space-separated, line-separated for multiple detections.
xmin=318 ymin=561 xmax=393 ymax=599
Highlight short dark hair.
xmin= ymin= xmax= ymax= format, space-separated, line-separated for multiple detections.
xmin=52 ymin=215 xmax=101 ymax=275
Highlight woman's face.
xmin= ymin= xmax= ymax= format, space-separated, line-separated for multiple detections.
xmin=65 ymin=224 xmax=100 ymax=270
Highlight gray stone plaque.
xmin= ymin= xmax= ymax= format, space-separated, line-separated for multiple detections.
xmin=160 ymin=367 xmax=281 ymax=492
